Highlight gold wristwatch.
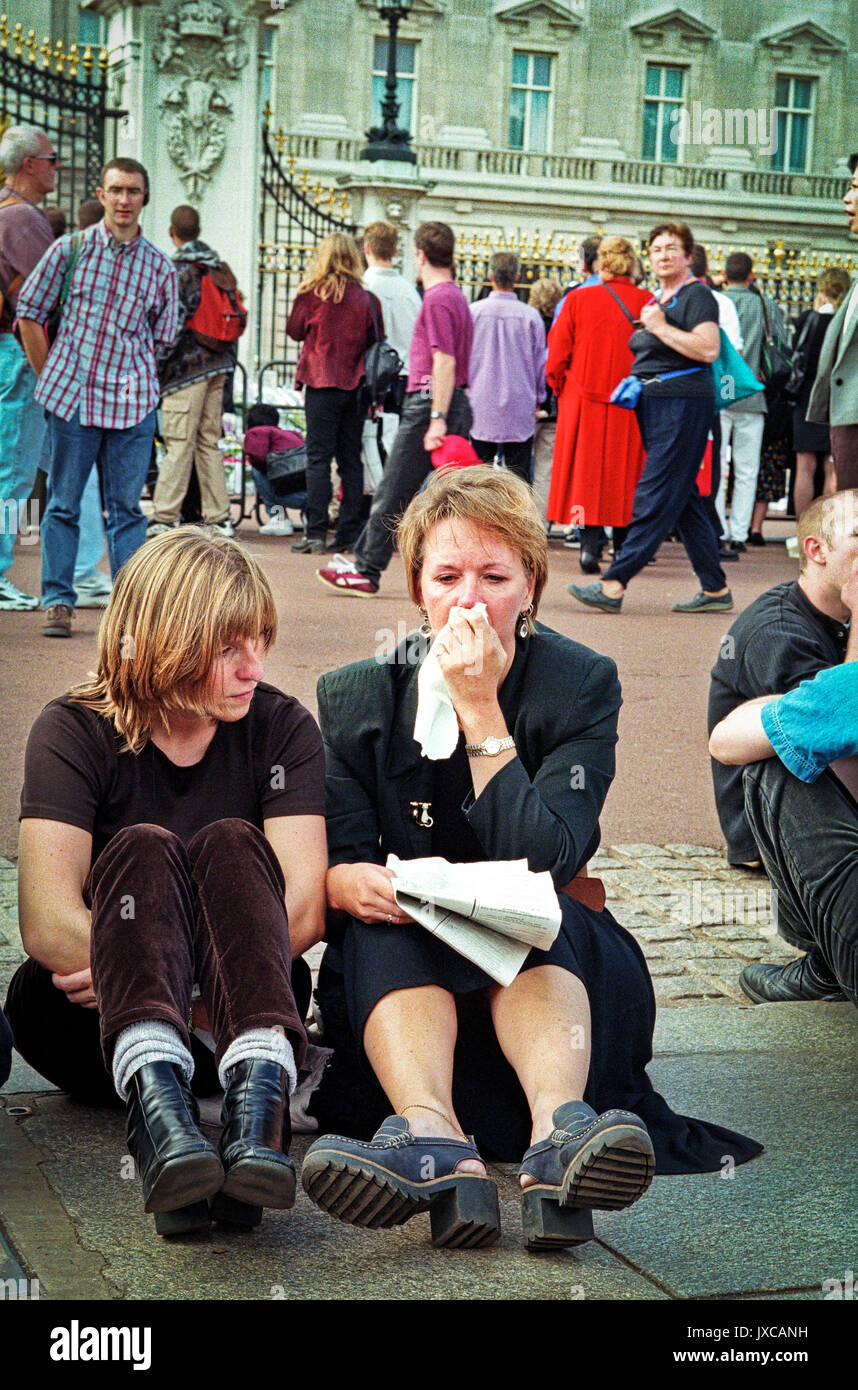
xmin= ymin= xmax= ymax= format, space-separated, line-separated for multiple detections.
xmin=464 ymin=735 xmax=516 ymax=758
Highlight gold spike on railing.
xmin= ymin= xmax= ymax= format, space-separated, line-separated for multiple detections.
xmin=98 ymin=46 xmax=108 ymax=73
xmin=24 ymin=27 xmax=36 ymax=60
xmin=312 ymin=179 xmax=323 ymax=205
xmin=286 ymin=148 xmax=296 ymax=178
xmin=262 ymin=101 xmax=272 ymax=130
xmin=53 ymin=38 xmax=65 ymax=73
xmin=298 ymin=168 xmax=309 ymax=193
xmin=67 ymin=41 xmax=79 ymax=77
xmin=0 ymin=14 xmax=7 ymax=51
xmin=275 ymin=127 xmax=285 ymax=155
xmin=339 ymin=192 xmax=350 ymax=220
xmin=82 ymin=44 xmax=93 ymax=73
xmin=39 ymin=36 xmax=51 ymax=67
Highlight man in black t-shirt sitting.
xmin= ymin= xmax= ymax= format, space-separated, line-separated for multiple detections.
xmin=707 ymin=490 xmax=858 ymax=1000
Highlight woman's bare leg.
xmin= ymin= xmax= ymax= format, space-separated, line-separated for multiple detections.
xmin=750 ymin=498 xmax=768 ymax=536
xmin=793 ymin=452 xmax=818 ymax=519
xmin=363 ymin=985 xmax=484 ymax=1173
xmin=487 ymin=965 xmax=591 ymax=1188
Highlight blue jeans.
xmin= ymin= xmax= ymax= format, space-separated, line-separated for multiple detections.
xmin=251 ymin=467 xmax=307 ymax=517
xmin=41 ymin=408 xmax=156 ymax=609
xmin=0 ymin=335 xmax=46 ymax=580
xmin=75 ymin=466 xmax=108 ymax=581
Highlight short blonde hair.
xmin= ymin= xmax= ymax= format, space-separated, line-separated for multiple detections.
xmin=396 ymin=466 xmax=548 ymax=633
xmin=598 ymin=236 xmax=638 ymax=280
xmin=296 ymin=232 xmax=364 ymax=302
xmin=70 ymin=529 xmax=277 ymax=752
xmin=528 ymin=276 xmax=563 ymax=317
xmin=796 ymin=489 xmax=858 ymax=572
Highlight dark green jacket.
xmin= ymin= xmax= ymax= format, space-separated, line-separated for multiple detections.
xmin=316 ymin=622 xmax=621 ymax=892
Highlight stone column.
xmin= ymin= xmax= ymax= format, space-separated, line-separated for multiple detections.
xmin=337 ymin=163 xmax=431 ymax=279
xmin=89 ymin=0 xmax=267 ymax=370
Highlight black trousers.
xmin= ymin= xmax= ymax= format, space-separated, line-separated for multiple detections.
xmin=471 ymin=436 xmax=533 ymax=483
xmin=4 ymin=820 xmax=311 ymax=1106
xmin=353 ymin=387 xmax=472 ymax=585
xmin=744 ymin=761 xmax=858 ymax=1005
xmin=303 ymin=385 xmax=365 ymax=546
xmin=603 ymin=393 xmax=725 ymax=592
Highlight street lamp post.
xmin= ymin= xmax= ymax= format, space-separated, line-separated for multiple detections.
xmin=360 ymin=0 xmax=417 ymax=164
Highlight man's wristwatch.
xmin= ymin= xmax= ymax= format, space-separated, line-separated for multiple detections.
xmin=464 ymin=735 xmax=516 ymax=758
xmin=429 ymin=410 xmax=447 ymax=421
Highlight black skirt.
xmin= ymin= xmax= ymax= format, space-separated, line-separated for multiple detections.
xmin=316 ymin=895 xmax=763 ymax=1175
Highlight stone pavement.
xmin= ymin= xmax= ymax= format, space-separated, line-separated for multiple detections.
xmin=2 ymin=849 xmax=855 ymax=1306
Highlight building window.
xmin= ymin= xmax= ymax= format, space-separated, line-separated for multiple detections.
xmin=77 ymin=12 xmax=104 ymax=46
xmin=642 ymin=63 xmax=685 ymax=163
xmin=509 ymin=51 xmax=552 ymax=152
xmin=372 ymin=38 xmax=416 ymax=133
xmin=771 ymin=76 xmax=814 ymax=173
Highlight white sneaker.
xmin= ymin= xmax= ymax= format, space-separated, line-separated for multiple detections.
xmin=75 ymin=570 xmax=113 ymax=597
xmin=210 ymin=518 xmax=235 ymax=538
xmin=0 ymin=577 xmax=38 ymax=611
xmin=146 ymin=520 xmax=180 ymax=539
xmin=259 ymin=516 xmax=294 ymax=536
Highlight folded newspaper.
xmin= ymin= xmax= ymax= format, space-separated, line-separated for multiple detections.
xmin=388 ymin=854 xmax=561 ymax=987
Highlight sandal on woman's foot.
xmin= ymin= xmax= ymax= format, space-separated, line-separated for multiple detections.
xmin=519 ymin=1101 xmax=654 ymax=1249
xmin=301 ymin=1115 xmax=500 ymax=1248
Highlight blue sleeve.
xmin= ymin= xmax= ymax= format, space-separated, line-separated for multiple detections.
xmin=760 ymin=665 xmax=858 ymax=782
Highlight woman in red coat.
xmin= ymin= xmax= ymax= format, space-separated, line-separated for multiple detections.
xmin=546 ymin=238 xmax=650 ymax=573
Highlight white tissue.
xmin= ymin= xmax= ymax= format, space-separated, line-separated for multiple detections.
xmin=414 ymin=603 xmax=488 ymax=760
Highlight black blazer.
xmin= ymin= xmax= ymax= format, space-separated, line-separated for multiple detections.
xmin=316 ymin=622 xmax=621 ymax=891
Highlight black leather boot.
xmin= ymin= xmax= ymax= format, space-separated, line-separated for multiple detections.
xmin=126 ymin=1061 xmax=224 ymax=1214
xmin=219 ymin=1058 xmax=296 ymax=1209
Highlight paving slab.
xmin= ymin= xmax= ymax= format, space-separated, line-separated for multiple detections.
xmin=595 ymin=1004 xmax=858 ymax=1299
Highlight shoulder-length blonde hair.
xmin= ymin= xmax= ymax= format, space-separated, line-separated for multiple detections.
xmin=296 ymin=232 xmax=364 ymax=302
xmin=396 ymin=466 xmax=548 ymax=634
xmin=70 ymin=529 xmax=277 ymax=753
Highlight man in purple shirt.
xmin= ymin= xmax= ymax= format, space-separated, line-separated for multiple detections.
xmin=469 ymin=252 xmax=546 ymax=481
xmin=18 ymin=157 xmax=178 ymax=637
xmin=0 ymin=125 xmax=56 ymax=612
xmin=317 ymin=222 xmax=473 ymax=596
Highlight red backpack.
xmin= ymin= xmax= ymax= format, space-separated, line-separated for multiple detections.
xmin=186 ymin=261 xmax=247 ymax=350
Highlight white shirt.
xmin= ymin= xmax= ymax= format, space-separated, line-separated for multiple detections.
xmin=713 ymin=289 xmax=743 ymax=351
xmin=363 ymin=265 xmax=422 ymax=374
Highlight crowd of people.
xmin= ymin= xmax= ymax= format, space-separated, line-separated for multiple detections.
xmin=1 ymin=122 xmax=857 ymax=1249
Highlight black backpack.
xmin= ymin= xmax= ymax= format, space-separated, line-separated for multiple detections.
xmin=363 ymin=290 xmax=403 ymax=410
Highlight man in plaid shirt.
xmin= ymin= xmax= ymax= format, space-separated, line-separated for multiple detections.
xmin=17 ymin=157 xmax=178 ymax=637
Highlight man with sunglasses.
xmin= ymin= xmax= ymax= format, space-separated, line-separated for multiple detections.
xmin=0 ymin=125 xmax=56 ymax=611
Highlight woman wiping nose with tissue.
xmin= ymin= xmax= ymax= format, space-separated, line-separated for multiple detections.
xmin=303 ymin=466 xmax=762 ymax=1252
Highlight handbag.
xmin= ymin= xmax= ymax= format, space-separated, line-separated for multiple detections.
xmin=363 ymin=291 xmax=402 ymax=410
xmin=754 ymin=286 xmax=792 ymax=397
xmin=265 ymin=442 xmax=307 ymax=496
xmin=784 ymin=313 xmax=815 ymax=402
xmin=712 ymin=328 xmax=764 ymax=410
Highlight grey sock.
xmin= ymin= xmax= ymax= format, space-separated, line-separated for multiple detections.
xmin=112 ymin=1020 xmax=194 ymax=1101
xmin=218 ymin=1027 xmax=297 ymax=1094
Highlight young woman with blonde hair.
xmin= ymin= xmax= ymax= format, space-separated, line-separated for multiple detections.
xmin=287 ymin=232 xmax=383 ymax=554
xmin=7 ymin=528 xmax=327 ymax=1236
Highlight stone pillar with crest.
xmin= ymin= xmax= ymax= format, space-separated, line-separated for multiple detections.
xmin=84 ymin=0 xmax=267 ymax=369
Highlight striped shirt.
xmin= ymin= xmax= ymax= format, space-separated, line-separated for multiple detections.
xmin=16 ymin=220 xmax=178 ymax=429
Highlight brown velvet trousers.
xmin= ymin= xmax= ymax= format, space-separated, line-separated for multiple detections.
xmin=6 ymin=819 xmax=307 ymax=1105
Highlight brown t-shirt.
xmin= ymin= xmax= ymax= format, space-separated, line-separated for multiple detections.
xmin=20 ymin=682 xmax=326 ymax=866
